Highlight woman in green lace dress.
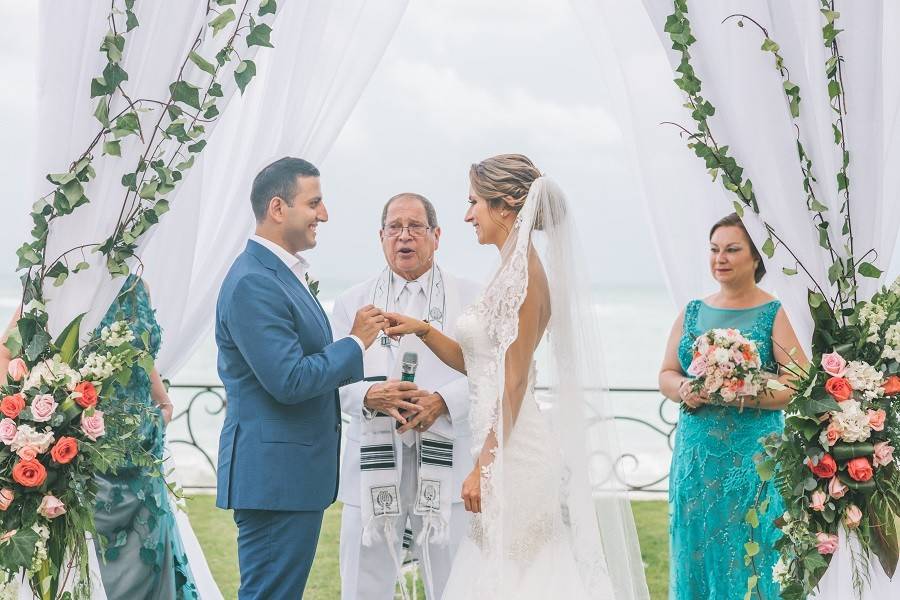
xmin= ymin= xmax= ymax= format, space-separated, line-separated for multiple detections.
xmin=659 ymin=214 xmax=807 ymax=599
xmin=92 ymin=275 xmax=199 ymax=600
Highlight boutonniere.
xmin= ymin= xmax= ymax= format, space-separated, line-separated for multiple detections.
xmin=305 ymin=273 xmax=320 ymax=299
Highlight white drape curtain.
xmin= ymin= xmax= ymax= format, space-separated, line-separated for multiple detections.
xmin=572 ymin=0 xmax=900 ymax=359
xmin=32 ymin=1 xmax=409 ymax=379
xmin=34 ymin=2 xmax=281 ymax=340
xmin=572 ymin=1 xmax=900 ymax=596
xmin=142 ymin=0 xmax=410 ymax=377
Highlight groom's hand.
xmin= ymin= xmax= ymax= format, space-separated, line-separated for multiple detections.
xmin=396 ymin=392 xmax=447 ymax=434
xmin=351 ymin=304 xmax=387 ymax=348
xmin=363 ymin=381 xmax=428 ymax=425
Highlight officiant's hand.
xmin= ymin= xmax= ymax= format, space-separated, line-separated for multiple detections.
xmin=364 ymin=381 xmax=428 ymax=425
xmin=383 ymin=312 xmax=429 ymax=339
xmin=396 ymin=392 xmax=447 ymax=434
xmin=351 ymin=304 xmax=388 ymax=348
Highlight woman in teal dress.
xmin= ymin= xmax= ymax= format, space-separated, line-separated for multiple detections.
xmin=659 ymin=214 xmax=806 ymax=599
xmin=92 ymin=275 xmax=199 ymax=600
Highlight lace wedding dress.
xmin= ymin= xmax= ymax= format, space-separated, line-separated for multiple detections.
xmin=439 ymin=177 xmax=649 ymax=600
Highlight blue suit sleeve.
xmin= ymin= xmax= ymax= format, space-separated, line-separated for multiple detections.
xmin=226 ymin=273 xmax=363 ymax=405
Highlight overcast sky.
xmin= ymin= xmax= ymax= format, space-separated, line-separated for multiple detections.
xmin=1 ymin=1 xmax=896 ymax=294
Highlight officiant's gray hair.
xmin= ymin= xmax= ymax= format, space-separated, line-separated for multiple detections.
xmin=381 ymin=193 xmax=439 ymax=228
xmin=250 ymin=157 xmax=320 ymax=222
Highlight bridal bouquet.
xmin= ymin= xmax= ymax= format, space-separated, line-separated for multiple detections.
xmin=686 ymin=328 xmax=764 ymax=408
xmin=763 ymin=280 xmax=900 ymax=597
xmin=0 ymin=314 xmax=151 ymax=599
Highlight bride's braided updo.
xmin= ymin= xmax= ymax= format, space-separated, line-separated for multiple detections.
xmin=469 ymin=154 xmax=544 ymax=227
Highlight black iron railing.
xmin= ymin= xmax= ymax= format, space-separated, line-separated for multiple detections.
xmin=167 ymin=384 xmax=678 ymax=492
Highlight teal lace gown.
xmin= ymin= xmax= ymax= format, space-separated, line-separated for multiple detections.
xmin=92 ymin=276 xmax=199 ymax=600
xmin=669 ymin=299 xmax=786 ymax=599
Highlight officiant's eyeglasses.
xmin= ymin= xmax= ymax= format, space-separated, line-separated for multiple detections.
xmin=382 ymin=225 xmax=431 ymax=238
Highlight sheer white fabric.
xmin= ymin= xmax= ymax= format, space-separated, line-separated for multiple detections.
xmin=573 ymin=1 xmax=900 ymax=597
xmin=442 ymin=178 xmax=649 ymax=599
xmin=141 ymin=0 xmax=410 ymax=376
xmin=573 ymin=0 xmax=900 ymax=360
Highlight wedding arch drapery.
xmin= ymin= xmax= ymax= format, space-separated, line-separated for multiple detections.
xmin=572 ymin=0 xmax=900 ymax=360
xmin=571 ymin=1 xmax=900 ymax=596
xmin=32 ymin=0 xmax=410 ymax=379
xmin=141 ymin=0 xmax=410 ymax=377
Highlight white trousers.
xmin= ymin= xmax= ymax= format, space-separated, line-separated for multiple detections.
xmin=340 ymin=445 xmax=468 ymax=600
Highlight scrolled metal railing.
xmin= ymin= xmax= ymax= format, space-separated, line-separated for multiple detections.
xmin=167 ymin=384 xmax=678 ymax=492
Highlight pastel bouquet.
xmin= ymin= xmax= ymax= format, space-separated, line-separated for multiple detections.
xmin=686 ymin=328 xmax=765 ymax=408
xmin=0 ymin=313 xmax=152 ymax=600
xmin=762 ymin=280 xmax=900 ymax=598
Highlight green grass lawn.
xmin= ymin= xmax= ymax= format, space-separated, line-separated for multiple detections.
xmin=187 ymin=496 xmax=669 ymax=599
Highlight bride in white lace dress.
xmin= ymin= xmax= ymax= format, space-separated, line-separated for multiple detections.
xmin=385 ymin=154 xmax=649 ymax=599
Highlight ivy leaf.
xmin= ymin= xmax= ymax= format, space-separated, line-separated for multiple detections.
xmin=760 ymin=38 xmax=780 ymax=52
xmin=169 ymin=81 xmax=202 ymax=110
xmin=0 ymin=528 xmax=41 ymax=571
xmin=103 ymin=62 xmax=129 ymax=90
xmin=782 ymin=267 xmax=798 ymax=276
xmin=125 ymin=9 xmax=139 ymax=32
xmin=216 ymin=0 xmax=237 ymax=4
xmin=103 ymin=140 xmax=122 ymax=156
xmin=745 ymin=508 xmax=760 ymax=528
xmin=744 ymin=541 xmax=760 ymax=557
xmin=189 ymin=51 xmax=217 ymax=76
xmin=756 ymin=459 xmax=775 ymax=482
xmin=90 ymin=76 xmax=109 ymax=98
xmin=761 ymin=236 xmax=775 ymax=259
xmin=246 ymin=23 xmax=274 ymax=48
xmin=16 ymin=243 xmax=42 ymax=269
xmin=154 ymin=199 xmax=171 ymax=217
xmin=25 ymin=329 xmax=51 ymax=362
xmin=259 ymin=0 xmax=277 ymax=17
xmin=234 ymin=59 xmax=257 ymax=94
xmin=94 ymin=97 xmax=110 ymax=127
xmin=210 ymin=8 xmax=236 ymax=37
xmin=208 ymin=82 xmax=224 ymax=98
xmin=858 ymin=262 xmax=882 ymax=278
xmin=139 ymin=180 xmax=159 ymax=200
xmin=188 ymin=139 xmax=207 ymax=154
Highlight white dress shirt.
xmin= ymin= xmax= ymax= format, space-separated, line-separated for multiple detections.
xmin=250 ymin=235 xmax=365 ymax=353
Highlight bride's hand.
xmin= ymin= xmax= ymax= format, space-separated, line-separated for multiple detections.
xmin=461 ymin=467 xmax=481 ymax=513
xmin=383 ymin=312 xmax=429 ymax=339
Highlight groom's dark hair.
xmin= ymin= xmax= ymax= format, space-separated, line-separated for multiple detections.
xmin=251 ymin=157 xmax=320 ymax=222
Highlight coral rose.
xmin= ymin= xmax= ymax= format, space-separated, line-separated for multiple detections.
xmin=816 ymin=532 xmax=839 ymax=555
xmin=0 ymin=488 xmax=13 ymax=511
xmin=824 ymin=377 xmax=853 ymax=402
xmin=50 ymin=436 xmax=78 ymax=465
xmin=847 ymin=456 xmax=874 ymax=482
xmin=73 ymin=381 xmax=98 ymax=409
xmin=808 ymin=453 xmax=837 ymax=478
xmin=7 ymin=358 xmax=27 ymax=382
xmin=0 ymin=394 xmax=25 ymax=419
xmin=37 ymin=495 xmax=66 ymax=519
xmin=12 ymin=458 xmax=47 ymax=488
xmin=821 ymin=351 xmax=848 ymax=377
xmin=882 ymin=375 xmax=900 ymax=396
xmin=867 ymin=409 xmax=886 ymax=432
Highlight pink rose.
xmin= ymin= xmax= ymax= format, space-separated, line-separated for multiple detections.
xmin=844 ymin=504 xmax=863 ymax=529
xmin=816 ymin=532 xmax=839 ymax=555
xmin=828 ymin=476 xmax=848 ymax=500
xmin=867 ymin=409 xmax=886 ymax=432
xmin=874 ymin=441 xmax=895 ymax=468
xmin=16 ymin=446 xmax=38 ymax=461
xmin=80 ymin=410 xmax=105 ymax=441
xmin=0 ymin=488 xmax=13 ymax=511
xmin=0 ymin=418 xmax=16 ymax=446
xmin=821 ymin=352 xmax=848 ymax=377
xmin=687 ymin=355 xmax=708 ymax=377
xmin=7 ymin=358 xmax=28 ymax=382
xmin=0 ymin=530 xmax=16 ymax=543
xmin=821 ymin=421 xmax=842 ymax=447
xmin=810 ymin=490 xmax=827 ymax=512
xmin=30 ymin=394 xmax=58 ymax=423
xmin=37 ymin=495 xmax=66 ymax=520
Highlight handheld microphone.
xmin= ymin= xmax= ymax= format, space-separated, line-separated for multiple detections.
xmin=400 ymin=352 xmax=418 ymax=382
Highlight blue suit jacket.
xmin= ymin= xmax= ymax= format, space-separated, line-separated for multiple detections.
xmin=215 ymin=240 xmax=363 ymax=511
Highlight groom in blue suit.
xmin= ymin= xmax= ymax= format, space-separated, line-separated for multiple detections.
xmin=216 ymin=157 xmax=386 ymax=599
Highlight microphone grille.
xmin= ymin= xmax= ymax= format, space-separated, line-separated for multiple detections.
xmin=402 ymin=352 xmax=418 ymax=365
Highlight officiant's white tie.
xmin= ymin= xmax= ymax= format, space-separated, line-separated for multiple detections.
xmin=400 ymin=279 xmax=425 ymax=447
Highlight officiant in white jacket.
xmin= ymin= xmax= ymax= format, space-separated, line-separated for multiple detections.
xmin=331 ymin=193 xmax=480 ymax=600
